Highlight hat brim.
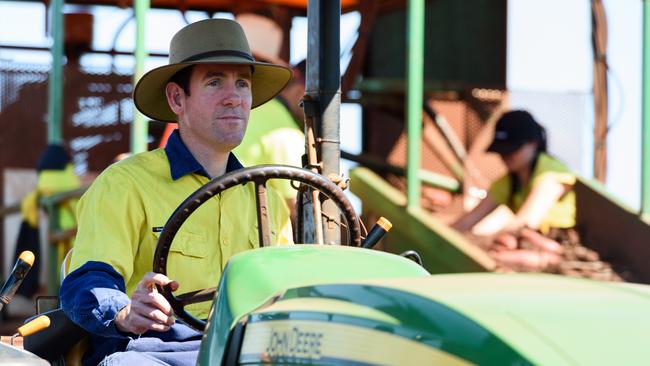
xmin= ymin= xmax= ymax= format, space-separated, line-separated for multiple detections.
xmin=486 ymin=141 xmax=523 ymax=156
xmin=133 ymin=57 xmax=292 ymax=122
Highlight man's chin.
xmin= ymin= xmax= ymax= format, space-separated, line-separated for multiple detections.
xmin=218 ymin=136 xmax=245 ymax=152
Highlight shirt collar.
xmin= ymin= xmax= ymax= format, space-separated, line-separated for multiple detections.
xmin=164 ymin=129 xmax=244 ymax=180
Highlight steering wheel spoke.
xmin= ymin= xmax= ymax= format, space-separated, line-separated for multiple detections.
xmin=254 ymin=179 xmax=272 ymax=247
xmin=175 ymin=287 xmax=218 ymax=306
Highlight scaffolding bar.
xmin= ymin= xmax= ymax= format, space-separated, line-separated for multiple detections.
xmin=641 ymin=0 xmax=650 ymax=217
xmin=406 ymin=0 xmax=424 ymax=210
xmin=131 ymin=0 xmax=149 ymax=153
xmin=47 ymin=0 xmax=64 ymax=145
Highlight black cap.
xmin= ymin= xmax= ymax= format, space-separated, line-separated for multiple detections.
xmin=487 ymin=111 xmax=544 ymax=155
xmin=36 ymin=144 xmax=71 ymax=171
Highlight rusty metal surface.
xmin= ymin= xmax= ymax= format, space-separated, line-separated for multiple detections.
xmin=363 ymin=94 xmax=506 ymax=211
xmin=0 ymin=61 xmax=165 ymax=253
xmin=575 ymin=179 xmax=650 ymax=283
xmin=1 ymin=62 xmax=132 ymax=171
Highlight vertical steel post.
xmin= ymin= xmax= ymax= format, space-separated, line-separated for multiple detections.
xmin=46 ymin=0 xmax=65 ymax=294
xmin=643 ymin=1 xmax=650 ymax=216
xmin=306 ymin=0 xmax=342 ymax=244
xmin=47 ymin=0 xmax=64 ymax=145
xmin=131 ymin=0 xmax=149 ymax=153
xmin=406 ymin=0 xmax=424 ymax=210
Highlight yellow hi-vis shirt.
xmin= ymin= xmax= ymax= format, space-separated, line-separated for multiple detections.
xmin=69 ymin=148 xmax=293 ymax=319
xmin=488 ymin=152 xmax=576 ymax=233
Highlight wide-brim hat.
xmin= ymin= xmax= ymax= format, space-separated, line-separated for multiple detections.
xmin=133 ymin=18 xmax=292 ymax=122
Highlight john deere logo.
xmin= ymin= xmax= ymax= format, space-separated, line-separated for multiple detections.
xmin=266 ymin=326 xmax=323 ymax=360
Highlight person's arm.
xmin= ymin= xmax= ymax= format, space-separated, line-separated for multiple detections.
xmin=451 ymin=195 xmax=499 ymax=232
xmin=61 ymin=263 xmax=179 ymax=337
xmin=60 ymin=261 xmax=132 ymax=338
xmin=506 ymin=174 xmax=571 ymax=231
xmin=60 ymin=167 xmax=161 ymax=337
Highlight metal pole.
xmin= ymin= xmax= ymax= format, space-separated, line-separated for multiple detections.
xmin=406 ymin=0 xmax=424 ymax=210
xmin=47 ymin=0 xmax=64 ymax=145
xmin=307 ymin=0 xmax=341 ymax=244
xmin=131 ymin=0 xmax=149 ymax=153
xmin=46 ymin=0 xmax=65 ymax=294
xmin=642 ymin=0 xmax=650 ymax=216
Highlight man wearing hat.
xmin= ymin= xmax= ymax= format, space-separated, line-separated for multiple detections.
xmin=60 ymin=18 xmax=294 ymax=365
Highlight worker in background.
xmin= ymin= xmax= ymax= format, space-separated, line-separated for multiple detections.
xmin=452 ymin=110 xmax=576 ymax=271
xmin=13 ymin=145 xmax=80 ymax=302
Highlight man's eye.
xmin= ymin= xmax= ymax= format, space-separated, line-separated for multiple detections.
xmin=237 ymin=80 xmax=251 ymax=88
xmin=208 ymin=79 xmax=222 ymax=87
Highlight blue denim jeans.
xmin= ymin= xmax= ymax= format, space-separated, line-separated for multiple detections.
xmin=97 ymin=337 xmax=201 ymax=366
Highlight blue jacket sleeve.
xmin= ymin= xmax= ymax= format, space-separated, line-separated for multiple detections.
xmin=60 ymin=261 xmax=131 ymax=338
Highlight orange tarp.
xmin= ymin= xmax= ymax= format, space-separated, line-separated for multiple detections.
xmin=44 ymin=0 xmax=360 ymax=12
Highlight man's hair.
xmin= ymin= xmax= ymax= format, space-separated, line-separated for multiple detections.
xmin=295 ymin=59 xmax=306 ymax=77
xmin=168 ymin=65 xmax=195 ymax=95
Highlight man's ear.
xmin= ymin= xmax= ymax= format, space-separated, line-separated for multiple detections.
xmin=165 ymin=83 xmax=184 ymax=114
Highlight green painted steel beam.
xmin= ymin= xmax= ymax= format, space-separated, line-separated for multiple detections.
xmin=350 ymin=167 xmax=495 ymax=274
xmin=643 ymin=1 xmax=650 ymax=217
xmin=406 ymin=0 xmax=424 ymax=210
xmin=418 ymin=169 xmax=460 ymax=193
xmin=46 ymin=0 xmax=65 ymax=294
xmin=131 ymin=0 xmax=149 ymax=154
xmin=353 ymin=78 xmax=465 ymax=94
xmin=47 ymin=0 xmax=64 ymax=145
xmin=340 ymin=151 xmax=460 ymax=192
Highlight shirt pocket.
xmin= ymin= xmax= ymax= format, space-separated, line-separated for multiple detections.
xmin=170 ymin=232 xmax=208 ymax=258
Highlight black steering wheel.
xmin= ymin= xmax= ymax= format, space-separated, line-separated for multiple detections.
xmin=153 ymin=165 xmax=361 ymax=331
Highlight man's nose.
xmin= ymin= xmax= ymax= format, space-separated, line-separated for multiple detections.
xmin=221 ymin=85 xmax=242 ymax=106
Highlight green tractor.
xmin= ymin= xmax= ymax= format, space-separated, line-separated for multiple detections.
xmin=10 ymin=164 xmax=650 ymax=365
xmin=152 ymin=165 xmax=650 ymax=365
xmin=3 ymin=1 xmax=650 ymax=365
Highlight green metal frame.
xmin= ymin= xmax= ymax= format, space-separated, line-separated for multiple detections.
xmin=47 ymin=0 xmax=64 ymax=145
xmin=406 ymin=0 xmax=424 ymax=209
xmin=642 ymin=0 xmax=650 ymax=217
xmin=131 ymin=0 xmax=149 ymax=153
xmin=350 ymin=167 xmax=494 ymax=273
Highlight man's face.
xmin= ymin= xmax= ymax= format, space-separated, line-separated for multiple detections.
xmin=176 ymin=64 xmax=252 ymax=152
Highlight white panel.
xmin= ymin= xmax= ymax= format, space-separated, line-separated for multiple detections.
xmin=507 ymin=0 xmax=592 ymax=93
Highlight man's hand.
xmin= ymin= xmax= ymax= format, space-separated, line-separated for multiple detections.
xmin=114 ymin=272 xmax=179 ymax=335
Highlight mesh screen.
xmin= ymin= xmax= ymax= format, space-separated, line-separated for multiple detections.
xmin=363 ymin=90 xmax=508 ymax=213
xmin=0 ymin=61 xmax=166 ymax=174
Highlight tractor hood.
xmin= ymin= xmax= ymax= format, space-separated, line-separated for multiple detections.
xmin=244 ymin=273 xmax=650 ymax=365
xmin=197 ymin=246 xmax=650 ymax=365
